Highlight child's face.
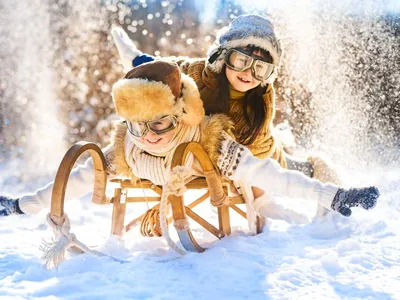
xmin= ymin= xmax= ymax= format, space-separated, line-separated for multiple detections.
xmin=225 ymin=67 xmax=261 ymax=92
xmin=225 ymin=49 xmax=265 ymax=92
xmin=138 ymin=127 xmax=176 ymax=150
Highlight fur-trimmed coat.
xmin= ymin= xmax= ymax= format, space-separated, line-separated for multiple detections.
xmin=165 ymin=57 xmax=287 ymax=168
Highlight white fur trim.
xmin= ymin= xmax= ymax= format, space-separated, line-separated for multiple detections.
xmin=112 ymin=78 xmax=181 ymax=122
xmin=112 ymin=73 xmax=205 ymax=125
xmin=210 ymin=37 xmax=281 ymax=67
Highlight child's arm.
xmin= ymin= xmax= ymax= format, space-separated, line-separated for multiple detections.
xmin=112 ymin=27 xmax=206 ymax=76
xmin=15 ymin=143 xmax=120 ymax=216
xmin=18 ymin=158 xmax=97 ymax=215
xmin=217 ymin=138 xmax=379 ymax=217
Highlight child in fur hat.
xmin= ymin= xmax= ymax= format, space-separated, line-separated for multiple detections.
xmin=1 ymin=60 xmax=379 ymax=221
xmin=111 ymin=14 xmax=343 ymax=216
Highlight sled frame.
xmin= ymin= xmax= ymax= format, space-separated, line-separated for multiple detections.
xmin=50 ymin=141 xmax=265 ymax=253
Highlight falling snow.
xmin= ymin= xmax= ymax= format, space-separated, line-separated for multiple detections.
xmin=0 ymin=0 xmax=399 ymax=299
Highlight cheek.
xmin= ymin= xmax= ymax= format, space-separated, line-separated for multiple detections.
xmin=225 ymin=67 xmax=235 ymax=82
xmin=161 ymin=129 xmax=176 ymax=144
xmin=252 ymin=80 xmax=261 ymax=88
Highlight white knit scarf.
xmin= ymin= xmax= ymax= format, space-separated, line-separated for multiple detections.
xmin=124 ymin=123 xmax=201 ymax=185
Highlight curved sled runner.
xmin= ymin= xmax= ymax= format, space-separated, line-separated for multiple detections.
xmin=49 ymin=141 xmax=265 ymax=253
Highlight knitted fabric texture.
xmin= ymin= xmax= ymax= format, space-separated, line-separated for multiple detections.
xmin=0 ymin=196 xmax=23 ymax=216
xmin=217 ymin=133 xmax=246 ymax=178
xmin=331 ymin=187 xmax=379 ymax=217
xmin=133 ymin=54 xmax=155 ymax=67
xmin=125 ymin=123 xmax=201 ymax=185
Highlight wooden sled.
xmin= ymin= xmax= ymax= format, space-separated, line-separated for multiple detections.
xmin=50 ymin=141 xmax=265 ymax=253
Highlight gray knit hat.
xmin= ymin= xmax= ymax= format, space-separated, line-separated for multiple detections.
xmin=206 ymin=14 xmax=282 ymax=84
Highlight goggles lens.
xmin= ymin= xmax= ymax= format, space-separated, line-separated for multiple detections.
xmin=225 ymin=49 xmax=275 ymax=81
xmin=126 ymin=115 xmax=177 ymax=137
xmin=227 ymin=50 xmax=253 ymax=70
xmin=252 ymin=60 xmax=275 ymax=81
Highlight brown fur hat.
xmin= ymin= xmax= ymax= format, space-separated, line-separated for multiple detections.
xmin=112 ymin=60 xmax=205 ymax=126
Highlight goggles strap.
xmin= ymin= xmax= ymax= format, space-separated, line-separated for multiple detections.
xmin=208 ymin=47 xmax=223 ymax=64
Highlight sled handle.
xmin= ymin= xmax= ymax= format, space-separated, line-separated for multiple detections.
xmin=171 ymin=142 xmax=228 ymax=207
xmin=50 ymin=142 xmax=108 ymax=223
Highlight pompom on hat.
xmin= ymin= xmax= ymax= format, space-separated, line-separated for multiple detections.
xmin=112 ymin=60 xmax=205 ymax=126
xmin=206 ymin=14 xmax=282 ymax=84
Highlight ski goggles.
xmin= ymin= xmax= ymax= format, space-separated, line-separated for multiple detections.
xmin=126 ymin=115 xmax=178 ymax=137
xmin=224 ymin=48 xmax=275 ymax=81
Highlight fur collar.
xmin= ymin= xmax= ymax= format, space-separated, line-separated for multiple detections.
xmin=106 ymin=121 xmax=140 ymax=182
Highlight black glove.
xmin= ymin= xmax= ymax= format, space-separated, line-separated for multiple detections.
xmin=0 ymin=196 xmax=23 ymax=216
xmin=331 ymin=186 xmax=379 ymax=217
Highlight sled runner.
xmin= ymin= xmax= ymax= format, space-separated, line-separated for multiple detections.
xmin=48 ymin=141 xmax=264 ymax=256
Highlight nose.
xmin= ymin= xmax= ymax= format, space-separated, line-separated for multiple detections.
xmin=145 ymin=130 xmax=158 ymax=138
xmin=243 ymin=68 xmax=252 ymax=76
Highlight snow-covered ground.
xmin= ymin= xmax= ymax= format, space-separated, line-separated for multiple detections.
xmin=0 ymin=161 xmax=399 ymax=300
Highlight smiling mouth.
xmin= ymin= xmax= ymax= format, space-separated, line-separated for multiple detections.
xmin=146 ymin=138 xmax=162 ymax=144
xmin=237 ymin=76 xmax=251 ymax=83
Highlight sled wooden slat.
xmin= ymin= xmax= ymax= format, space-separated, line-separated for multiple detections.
xmin=111 ymin=188 xmax=126 ymax=236
xmin=112 ymin=177 xmax=214 ymax=190
xmin=111 ymin=197 xmax=162 ymax=203
xmin=228 ymin=197 xmax=246 ymax=205
xmin=230 ymin=205 xmax=247 ymax=219
xmin=125 ymin=215 xmax=145 ymax=233
xmin=150 ymin=185 xmax=163 ymax=196
xmin=218 ymin=206 xmax=231 ymax=235
xmin=185 ymin=207 xmax=224 ymax=238
xmin=186 ymin=191 xmax=210 ymax=209
xmin=112 ymin=192 xmax=210 ymax=204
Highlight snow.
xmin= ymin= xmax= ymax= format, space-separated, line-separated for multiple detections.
xmin=1 ymin=161 xmax=399 ymax=299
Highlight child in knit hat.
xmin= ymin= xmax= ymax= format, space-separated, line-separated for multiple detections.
xmin=1 ymin=60 xmax=379 ymax=220
xmin=111 ymin=14 xmax=344 ymax=216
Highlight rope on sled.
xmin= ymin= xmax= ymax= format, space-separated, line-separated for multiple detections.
xmin=140 ymin=208 xmax=162 ymax=237
xmin=40 ymin=213 xmax=124 ymax=269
